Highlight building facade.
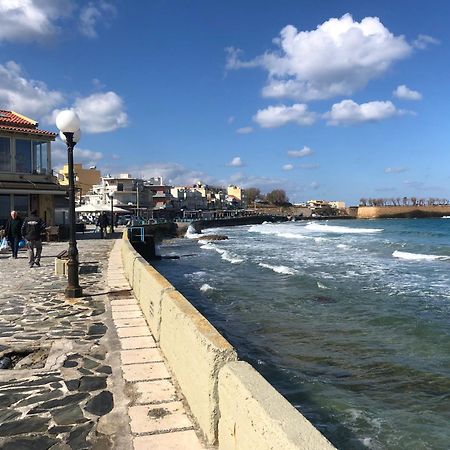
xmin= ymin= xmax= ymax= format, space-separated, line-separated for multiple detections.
xmin=0 ymin=110 xmax=64 ymax=226
xmin=58 ymin=164 xmax=101 ymax=204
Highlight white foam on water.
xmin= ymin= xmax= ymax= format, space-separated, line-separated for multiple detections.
xmin=259 ymin=263 xmax=297 ymax=275
xmin=336 ymin=243 xmax=348 ymax=249
xmin=186 ymin=225 xmax=199 ymax=238
xmin=442 ymin=216 xmax=450 ymax=219
xmin=305 ymin=223 xmax=383 ymax=234
xmin=200 ymin=283 xmax=215 ymax=292
xmin=392 ymin=250 xmax=450 ymax=261
xmin=317 ymin=281 xmax=330 ymax=289
xmin=200 ymin=241 xmax=244 ymax=264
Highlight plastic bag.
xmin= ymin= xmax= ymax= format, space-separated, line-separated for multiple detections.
xmin=0 ymin=237 xmax=8 ymax=251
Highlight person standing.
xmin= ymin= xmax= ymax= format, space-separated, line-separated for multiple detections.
xmin=5 ymin=211 xmax=23 ymax=259
xmin=96 ymin=212 xmax=109 ymax=239
xmin=21 ymin=210 xmax=46 ymax=268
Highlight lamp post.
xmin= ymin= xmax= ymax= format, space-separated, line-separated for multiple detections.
xmin=56 ymin=110 xmax=83 ymax=298
xmin=108 ymin=192 xmax=114 ymax=234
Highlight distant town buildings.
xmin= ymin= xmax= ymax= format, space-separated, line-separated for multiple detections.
xmin=58 ymin=164 xmax=101 ymax=204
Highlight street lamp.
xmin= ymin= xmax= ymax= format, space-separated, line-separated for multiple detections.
xmin=56 ymin=110 xmax=83 ymax=298
xmin=108 ymin=191 xmax=114 ymax=234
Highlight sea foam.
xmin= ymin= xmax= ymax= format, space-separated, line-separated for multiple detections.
xmin=393 ymin=250 xmax=450 ymax=261
xmin=305 ymin=223 xmax=383 ymax=234
xmin=259 ymin=263 xmax=296 ymax=275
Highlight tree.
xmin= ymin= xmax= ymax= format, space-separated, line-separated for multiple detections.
xmin=244 ymin=188 xmax=261 ymax=206
xmin=265 ymin=189 xmax=289 ymax=206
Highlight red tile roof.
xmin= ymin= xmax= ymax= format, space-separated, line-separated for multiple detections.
xmin=0 ymin=110 xmax=57 ymax=138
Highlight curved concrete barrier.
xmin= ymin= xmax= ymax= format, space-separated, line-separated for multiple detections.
xmin=121 ymin=232 xmax=335 ymax=449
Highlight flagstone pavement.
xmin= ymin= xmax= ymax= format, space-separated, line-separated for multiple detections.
xmin=0 ymin=233 xmax=207 ymax=450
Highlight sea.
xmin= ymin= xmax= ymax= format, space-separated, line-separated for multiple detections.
xmin=152 ymin=218 xmax=450 ymax=450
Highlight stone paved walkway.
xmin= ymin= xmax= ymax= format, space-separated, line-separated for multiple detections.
xmin=0 ymin=234 xmax=206 ymax=449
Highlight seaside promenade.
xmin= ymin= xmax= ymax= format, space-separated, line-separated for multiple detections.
xmin=0 ymin=233 xmax=206 ymax=449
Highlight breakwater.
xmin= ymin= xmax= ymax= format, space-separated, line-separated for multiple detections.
xmin=121 ymin=230 xmax=335 ymax=449
xmin=354 ymin=205 xmax=450 ymax=219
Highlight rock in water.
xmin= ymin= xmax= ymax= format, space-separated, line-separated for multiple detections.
xmin=197 ymin=234 xmax=228 ymax=241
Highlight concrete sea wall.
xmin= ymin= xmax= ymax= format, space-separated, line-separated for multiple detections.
xmin=121 ymin=232 xmax=335 ymax=449
xmin=356 ymin=206 xmax=450 ymax=219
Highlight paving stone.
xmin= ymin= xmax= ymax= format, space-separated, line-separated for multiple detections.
xmin=111 ymin=310 xmax=143 ymax=320
xmin=28 ymin=392 xmax=89 ymax=413
xmin=133 ymin=430 xmax=205 ymax=450
xmin=49 ymin=425 xmax=73 ymax=434
xmin=121 ymin=348 xmax=163 ymax=365
xmin=113 ymin=318 xmax=148 ymax=328
xmin=95 ymin=365 xmax=112 ymax=375
xmin=52 ymin=405 xmax=87 ymax=425
xmin=64 ymin=379 xmax=80 ymax=391
xmin=120 ymin=336 xmax=156 ymax=349
xmin=129 ymin=402 xmax=193 ymax=434
xmin=122 ymin=362 xmax=170 ymax=382
xmin=117 ymin=326 xmax=151 ymax=339
xmin=87 ymin=323 xmax=107 ymax=336
xmin=79 ymin=376 xmax=107 ymax=392
xmin=82 ymin=357 xmax=99 ymax=370
xmin=0 ymin=408 xmax=21 ymax=422
xmin=14 ymin=389 xmax=64 ymax=407
xmin=134 ymin=379 xmax=178 ymax=404
xmin=84 ymin=390 xmax=114 ymax=416
xmin=68 ymin=421 xmax=94 ymax=450
xmin=0 ymin=436 xmax=58 ymax=450
xmin=0 ymin=416 xmax=49 ymax=435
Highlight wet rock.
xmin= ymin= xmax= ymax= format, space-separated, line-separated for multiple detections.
xmin=197 ymin=234 xmax=228 ymax=241
xmin=84 ymin=391 xmax=113 ymax=416
xmin=63 ymin=360 xmax=78 ymax=368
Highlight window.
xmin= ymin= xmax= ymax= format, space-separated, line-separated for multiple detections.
xmin=32 ymin=141 xmax=49 ymax=174
xmin=16 ymin=139 xmax=32 ymax=173
xmin=0 ymin=195 xmax=10 ymax=228
xmin=0 ymin=137 xmax=11 ymax=172
xmin=13 ymin=195 xmax=29 ymax=219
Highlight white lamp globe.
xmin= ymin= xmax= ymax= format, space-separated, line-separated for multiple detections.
xmin=59 ymin=129 xmax=81 ymax=143
xmin=55 ymin=110 xmax=81 ymax=133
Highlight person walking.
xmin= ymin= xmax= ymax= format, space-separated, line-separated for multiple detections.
xmin=21 ymin=210 xmax=46 ymax=268
xmin=96 ymin=212 xmax=109 ymax=239
xmin=5 ymin=210 xmax=23 ymax=259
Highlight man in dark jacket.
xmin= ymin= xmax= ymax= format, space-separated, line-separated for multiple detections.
xmin=21 ymin=210 xmax=46 ymax=268
xmin=5 ymin=210 xmax=23 ymax=259
xmin=96 ymin=212 xmax=109 ymax=239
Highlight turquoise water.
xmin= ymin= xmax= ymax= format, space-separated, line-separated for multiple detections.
xmin=153 ymin=218 xmax=450 ymax=449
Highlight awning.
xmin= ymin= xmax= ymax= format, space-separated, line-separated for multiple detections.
xmin=0 ymin=180 xmax=68 ymax=196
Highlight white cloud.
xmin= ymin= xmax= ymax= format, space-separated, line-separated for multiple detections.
xmin=325 ymin=99 xmax=402 ymax=125
xmin=126 ymin=162 xmax=218 ymax=187
xmin=310 ymin=181 xmax=320 ymax=190
xmin=236 ymin=126 xmax=253 ymax=134
xmin=413 ymin=34 xmax=440 ymax=50
xmin=227 ymin=116 xmax=235 ymax=124
xmin=283 ymin=164 xmax=294 ymax=171
xmin=227 ymin=14 xmax=412 ymax=101
xmin=227 ymin=156 xmax=244 ymax=167
xmin=229 ymin=172 xmax=284 ymax=190
xmin=0 ymin=61 xmax=64 ymax=119
xmin=62 ymin=92 xmax=128 ymax=133
xmin=79 ymin=1 xmax=116 ymax=38
xmin=52 ymin=140 xmax=103 ymax=169
xmin=0 ymin=0 xmax=73 ymax=42
xmin=385 ymin=167 xmax=408 ymax=174
xmin=253 ymin=104 xmax=316 ymax=128
xmin=0 ymin=0 xmax=115 ymax=43
xmin=287 ymin=146 xmax=313 ymax=158
xmin=393 ymin=85 xmax=422 ymax=101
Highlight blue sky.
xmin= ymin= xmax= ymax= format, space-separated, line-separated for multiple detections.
xmin=0 ymin=0 xmax=449 ymax=204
